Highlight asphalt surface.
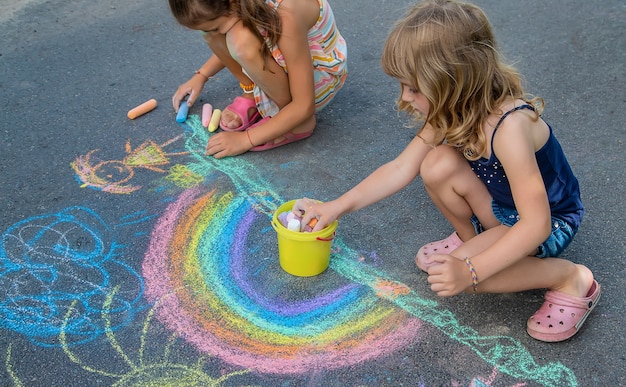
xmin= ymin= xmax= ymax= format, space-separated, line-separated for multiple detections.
xmin=1 ymin=0 xmax=625 ymax=386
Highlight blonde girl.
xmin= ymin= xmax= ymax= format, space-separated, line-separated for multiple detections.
xmin=294 ymin=0 xmax=599 ymax=342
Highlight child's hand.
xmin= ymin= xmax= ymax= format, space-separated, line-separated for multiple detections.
xmin=205 ymin=131 xmax=251 ymax=158
xmin=292 ymin=198 xmax=339 ymax=232
xmin=426 ymin=254 xmax=473 ymax=297
xmin=172 ymin=75 xmax=207 ymax=111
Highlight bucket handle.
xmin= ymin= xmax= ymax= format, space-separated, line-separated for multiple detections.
xmin=316 ymin=231 xmax=336 ymax=242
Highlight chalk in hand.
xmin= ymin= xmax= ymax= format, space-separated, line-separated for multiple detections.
xmin=176 ymin=101 xmax=189 ymax=123
xmin=208 ymin=108 xmax=221 ymax=132
xmin=127 ymin=98 xmax=157 ymax=119
xmin=201 ymin=103 xmax=213 ymax=127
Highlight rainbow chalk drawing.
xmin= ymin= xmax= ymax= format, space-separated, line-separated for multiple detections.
xmin=143 ymin=188 xmax=422 ymax=374
xmin=71 ymin=135 xmax=190 ymax=194
xmin=0 ymin=207 xmax=144 ymax=347
xmin=138 ymin=114 xmax=577 ymax=386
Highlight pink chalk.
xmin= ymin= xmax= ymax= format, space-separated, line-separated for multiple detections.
xmin=202 ymin=104 xmax=213 ymax=128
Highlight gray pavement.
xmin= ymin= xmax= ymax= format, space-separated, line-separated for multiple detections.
xmin=1 ymin=0 xmax=625 ymax=386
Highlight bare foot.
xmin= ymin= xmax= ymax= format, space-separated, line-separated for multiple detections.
xmin=221 ymin=95 xmax=257 ymax=129
xmin=555 ymin=264 xmax=594 ymax=298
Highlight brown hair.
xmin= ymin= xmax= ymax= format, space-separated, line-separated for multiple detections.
xmin=168 ymin=0 xmax=282 ymax=64
xmin=381 ymin=0 xmax=543 ymax=160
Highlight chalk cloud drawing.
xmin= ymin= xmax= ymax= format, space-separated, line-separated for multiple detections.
xmin=0 ymin=207 xmax=144 ymax=347
xmin=137 ymin=115 xmax=578 ymax=387
xmin=71 ymin=135 xmax=191 ymax=194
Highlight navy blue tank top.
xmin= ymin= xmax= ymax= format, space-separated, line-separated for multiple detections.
xmin=467 ymin=105 xmax=584 ymax=228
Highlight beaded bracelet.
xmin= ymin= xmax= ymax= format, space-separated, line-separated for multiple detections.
xmin=246 ymin=130 xmax=256 ymax=147
xmin=464 ymin=257 xmax=479 ymax=292
xmin=194 ymin=70 xmax=209 ymax=81
xmin=239 ymin=81 xmax=255 ymax=94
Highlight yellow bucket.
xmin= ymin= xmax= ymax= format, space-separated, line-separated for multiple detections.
xmin=271 ymin=200 xmax=338 ymax=277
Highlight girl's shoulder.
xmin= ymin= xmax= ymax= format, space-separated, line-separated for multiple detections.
xmin=275 ymin=0 xmax=320 ymax=27
xmin=490 ymin=99 xmax=549 ymax=153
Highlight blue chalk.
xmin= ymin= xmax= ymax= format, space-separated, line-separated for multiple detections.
xmin=176 ymin=101 xmax=189 ymax=123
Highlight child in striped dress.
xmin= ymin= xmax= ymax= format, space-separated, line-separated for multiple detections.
xmin=170 ymin=0 xmax=347 ymax=158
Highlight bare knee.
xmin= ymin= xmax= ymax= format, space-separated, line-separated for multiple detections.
xmin=421 ymin=145 xmax=464 ymax=187
xmin=225 ymin=28 xmax=263 ymax=66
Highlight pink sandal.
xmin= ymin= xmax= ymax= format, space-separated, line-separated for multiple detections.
xmin=247 ymin=117 xmax=313 ymax=152
xmin=415 ymin=231 xmax=463 ymax=272
xmin=527 ymin=280 xmax=601 ymax=342
xmin=219 ymin=96 xmax=261 ymax=132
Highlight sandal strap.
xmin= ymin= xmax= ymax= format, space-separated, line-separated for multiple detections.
xmin=544 ymin=281 xmax=599 ymax=310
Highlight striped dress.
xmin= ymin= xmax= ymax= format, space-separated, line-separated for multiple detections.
xmin=254 ymin=0 xmax=348 ymax=118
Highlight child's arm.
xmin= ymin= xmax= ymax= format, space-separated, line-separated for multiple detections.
xmin=296 ymin=129 xmax=437 ymax=231
xmin=243 ymin=0 xmax=320 ymax=146
xmin=172 ymin=55 xmax=225 ymax=111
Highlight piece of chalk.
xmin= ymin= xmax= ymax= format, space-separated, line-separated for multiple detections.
xmin=201 ymin=103 xmax=213 ymax=127
xmin=278 ymin=212 xmax=289 ymax=228
xmin=176 ymin=101 xmax=189 ymax=123
xmin=307 ymin=218 xmax=318 ymax=228
xmin=286 ymin=212 xmax=298 ymax=222
xmin=128 ymin=99 xmax=158 ymax=119
xmin=287 ymin=219 xmax=301 ymax=232
xmin=208 ymin=108 xmax=221 ymax=132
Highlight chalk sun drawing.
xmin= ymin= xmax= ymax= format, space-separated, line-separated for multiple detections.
xmin=0 ymin=207 xmax=144 ymax=347
xmin=139 ymin=115 xmax=578 ymax=386
xmin=71 ymin=135 xmax=190 ymax=194
xmin=5 ymin=288 xmax=250 ymax=386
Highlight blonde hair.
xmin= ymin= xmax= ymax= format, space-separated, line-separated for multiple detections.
xmin=381 ymin=0 xmax=543 ymax=160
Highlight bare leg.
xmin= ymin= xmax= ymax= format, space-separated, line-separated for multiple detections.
xmin=451 ymin=226 xmax=594 ymax=297
xmin=204 ymin=23 xmax=296 ymax=129
xmin=420 ymin=145 xmax=500 ymax=241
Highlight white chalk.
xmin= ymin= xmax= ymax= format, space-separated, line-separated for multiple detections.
xmin=287 ymin=219 xmax=301 ymax=232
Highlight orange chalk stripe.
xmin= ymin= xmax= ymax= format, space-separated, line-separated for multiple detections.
xmin=128 ymin=98 xmax=157 ymax=119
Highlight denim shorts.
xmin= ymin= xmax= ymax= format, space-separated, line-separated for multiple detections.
xmin=489 ymin=201 xmax=577 ymax=258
